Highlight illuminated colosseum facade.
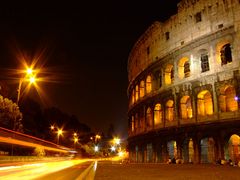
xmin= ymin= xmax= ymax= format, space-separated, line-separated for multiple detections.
xmin=127 ymin=0 xmax=240 ymax=164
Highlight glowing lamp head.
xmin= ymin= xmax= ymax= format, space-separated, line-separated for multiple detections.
xmin=57 ymin=129 xmax=63 ymax=136
xmin=114 ymin=138 xmax=120 ymax=145
xmin=94 ymin=146 xmax=99 ymax=152
xmin=118 ymin=151 xmax=124 ymax=157
xmin=26 ymin=68 xmax=33 ymax=75
xmin=74 ymin=137 xmax=78 ymax=143
xmin=111 ymin=146 xmax=116 ymax=152
xmin=50 ymin=125 xmax=54 ymax=130
xmin=29 ymin=76 xmax=35 ymax=84
xmin=235 ymin=96 xmax=239 ymax=101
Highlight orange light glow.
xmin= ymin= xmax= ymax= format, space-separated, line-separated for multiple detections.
xmin=29 ymin=76 xmax=36 ymax=84
xmin=0 ymin=159 xmax=92 ymax=180
xmin=26 ymin=68 xmax=33 ymax=75
xmin=0 ymin=136 xmax=68 ymax=153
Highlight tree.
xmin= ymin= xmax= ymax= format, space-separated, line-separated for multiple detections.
xmin=0 ymin=95 xmax=23 ymax=131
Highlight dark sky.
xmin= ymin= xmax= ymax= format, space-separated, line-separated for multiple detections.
xmin=0 ymin=1 xmax=180 ymax=138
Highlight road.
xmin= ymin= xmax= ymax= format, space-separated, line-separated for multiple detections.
xmin=0 ymin=159 xmax=93 ymax=180
xmin=1 ymin=159 xmax=240 ymax=179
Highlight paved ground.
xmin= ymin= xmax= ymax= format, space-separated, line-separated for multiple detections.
xmin=95 ymin=161 xmax=240 ymax=180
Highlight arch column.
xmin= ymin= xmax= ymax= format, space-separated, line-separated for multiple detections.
xmin=162 ymin=142 xmax=168 ymax=163
xmin=194 ymin=137 xmax=201 ymax=164
xmin=176 ymin=139 xmax=183 ymax=160
xmin=217 ymin=135 xmax=225 ymax=160
xmin=173 ymin=87 xmax=180 ymax=125
xmin=211 ymin=80 xmax=219 ymax=114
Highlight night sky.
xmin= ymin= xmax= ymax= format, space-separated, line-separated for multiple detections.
xmin=0 ymin=1 xmax=180 ymax=138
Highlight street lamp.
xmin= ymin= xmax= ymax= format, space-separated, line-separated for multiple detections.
xmin=14 ymin=66 xmax=38 ymax=131
xmin=74 ymin=137 xmax=79 ymax=149
xmin=94 ymin=145 xmax=99 ymax=152
xmin=57 ymin=128 xmax=63 ymax=145
xmin=95 ymin=134 xmax=101 ymax=143
xmin=50 ymin=125 xmax=55 ymax=130
xmin=16 ymin=67 xmax=36 ymax=105
xmin=113 ymin=137 xmax=120 ymax=145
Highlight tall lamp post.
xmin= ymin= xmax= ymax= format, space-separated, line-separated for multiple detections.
xmin=16 ymin=68 xmax=36 ymax=105
xmin=57 ymin=128 xmax=63 ymax=145
xmin=14 ymin=67 xmax=36 ymax=131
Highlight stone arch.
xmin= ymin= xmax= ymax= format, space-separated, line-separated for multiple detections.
xmin=135 ymin=85 xmax=139 ymax=101
xmin=178 ymin=57 xmax=190 ymax=79
xmin=219 ymin=85 xmax=238 ymax=112
xmin=165 ymin=100 xmax=174 ymax=121
xmin=154 ymin=103 xmax=162 ymax=127
xmin=180 ymin=95 xmax=193 ymax=119
xmin=167 ymin=140 xmax=177 ymax=159
xmin=146 ymin=107 xmax=153 ymax=130
xmin=165 ymin=64 xmax=174 ymax=85
xmin=200 ymin=137 xmax=215 ymax=163
xmin=146 ymin=75 xmax=152 ymax=94
xmin=131 ymin=115 xmax=135 ymax=132
xmin=140 ymin=80 xmax=145 ymax=98
xmin=216 ymin=40 xmax=232 ymax=65
xmin=131 ymin=89 xmax=135 ymax=105
xmin=197 ymin=90 xmax=213 ymax=116
xmin=225 ymin=134 xmax=240 ymax=164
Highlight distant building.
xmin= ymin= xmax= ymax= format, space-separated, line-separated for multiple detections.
xmin=127 ymin=0 xmax=240 ymax=164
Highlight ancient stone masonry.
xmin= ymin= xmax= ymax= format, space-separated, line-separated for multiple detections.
xmin=128 ymin=0 xmax=240 ymax=164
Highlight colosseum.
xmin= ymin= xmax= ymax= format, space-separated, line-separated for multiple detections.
xmin=127 ymin=0 xmax=240 ymax=164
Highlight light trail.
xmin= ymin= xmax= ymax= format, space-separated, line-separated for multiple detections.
xmin=0 ymin=159 xmax=92 ymax=180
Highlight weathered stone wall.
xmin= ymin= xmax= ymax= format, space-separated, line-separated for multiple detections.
xmin=128 ymin=0 xmax=240 ymax=84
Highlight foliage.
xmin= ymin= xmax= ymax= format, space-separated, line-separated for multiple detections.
xmin=20 ymin=98 xmax=92 ymax=147
xmin=33 ymin=147 xmax=45 ymax=157
xmin=0 ymin=95 xmax=23 ymax=131
xmin=81 ymin=142 xmax=95 ymax=156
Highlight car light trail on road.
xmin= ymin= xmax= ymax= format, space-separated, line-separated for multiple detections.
xmin=0 ymin=159 xmax=91 ymax=180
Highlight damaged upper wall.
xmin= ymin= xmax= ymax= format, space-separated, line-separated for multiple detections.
xmin=128 ymin=0 xmax=240 ymax=83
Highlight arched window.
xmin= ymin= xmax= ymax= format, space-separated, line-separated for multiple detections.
xmin=227 ymin=135 xmax=240 ymax=164
xmin=131 ymin=116 xmax=134 ymax=132
xmin=146 ymin=107 xmax=153 ymax=129
xmin=167 ymin=140 xmax=177 ymax=159
xmin=135 ymin=85 xmax=139 ymax=101
xmin=200 ymin=137 xmax=215 ymax=163
xmin=165 ymin=64 xmax=174 ymax=85
xmin=180 ymin=96 xmax=192 ymax=119
xmin=178 ymin=57 xmax=190 ymax=79
xmin=221 ymin=43 xmax=232 ymax=65
xmin=166 ymin=100 xmax=174 ymax=121
xmin=219 ymin=86 xmax=238 ymax=112
xmin=140 ymin=80 xmax=145 ymax=98
xmin=146 ymin=75 xmax=152 ymax=94
xmin=154 ymin=104 xmax=162 ymax=126
xmin=131 ymin=90 xmax=135 ymax=105
xmin=197 ymin=90 xmax=213 ymax=116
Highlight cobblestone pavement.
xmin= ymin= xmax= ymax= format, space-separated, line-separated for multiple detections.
xmin=95 ymin=161 xmax=240 ymax=180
